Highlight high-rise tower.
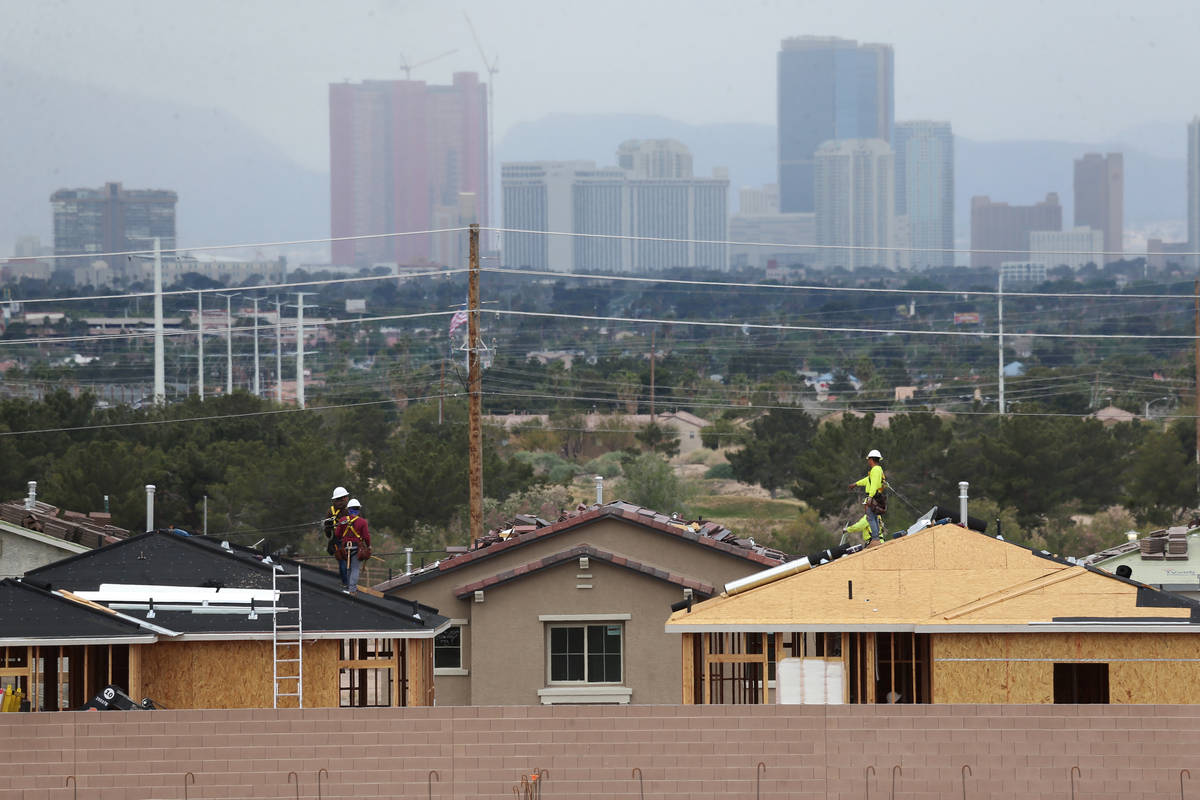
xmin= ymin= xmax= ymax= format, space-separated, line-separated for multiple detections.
xmin=777 ymin=36 xmax=893 ymax=214
xmin=329 ymin=73 xmax=487 ymax=267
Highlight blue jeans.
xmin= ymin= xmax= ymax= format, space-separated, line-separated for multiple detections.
xmin=337 ymin=547 xmax=361 ymax=592
xmin=866 ymin=507 xmax=881 ymax=540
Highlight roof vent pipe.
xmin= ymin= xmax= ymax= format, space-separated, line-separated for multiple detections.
xmin=958 ymin=481 xmax=969 ymax=528
xmin=25 ymin=481 xmax=36 ymax=511
xmin=145 ymin=484 xmax=156 ymax=533
xmin=595 ymin=475 xmax=604 ymax=505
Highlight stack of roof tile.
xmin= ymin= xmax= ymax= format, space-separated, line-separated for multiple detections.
xmin=1166 ymin=526 xmax=1189 ymax=560
xmin=1139 ymin=531 xmax=1167 ymax=559
xmin=474 ymin=501 xmax=786 ymax=561
xmin=0 ymin=500 xmax=127 ymax=549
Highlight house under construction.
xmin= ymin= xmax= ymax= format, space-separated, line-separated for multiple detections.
xmin=666 ymin=523 xmax=1200 ymax=705
xmin=2 ymin=532 xmax=446 ymax=710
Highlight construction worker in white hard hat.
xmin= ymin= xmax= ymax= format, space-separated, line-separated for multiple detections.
xmin=845 ymin=449 xmax=886 ymax=548
xmin=333 ymin=498 xmax=371 ymax=594
xmin=324 ymin=486 xmax=350 ymax=557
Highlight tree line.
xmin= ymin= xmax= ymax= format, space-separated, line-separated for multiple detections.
xmin=717 ymin=407 xmax=1196 ymax=557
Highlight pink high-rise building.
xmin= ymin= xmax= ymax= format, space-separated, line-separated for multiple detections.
xmin=329 ymin=73 xmax=487 ymax=267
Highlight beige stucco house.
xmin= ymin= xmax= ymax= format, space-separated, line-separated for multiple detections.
xmin=375 ymin=501 xmax=784 ymax=705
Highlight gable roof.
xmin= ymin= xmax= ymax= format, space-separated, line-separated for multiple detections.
xmin=453 ymin=543 xmax=717 ymax=600
xmin=666 ymin=524 xmax=1200 ymax=634
xmin=0 ymin=578 xmax=155 ymax=646
xmin=25 ymin=532 xmax=447 ymax=639
xmin=376 ymin=500 xmax=784 ymax=593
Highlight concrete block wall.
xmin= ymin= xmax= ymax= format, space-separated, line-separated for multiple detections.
xmin=2 ymin=704 xmax=1198 ymax=799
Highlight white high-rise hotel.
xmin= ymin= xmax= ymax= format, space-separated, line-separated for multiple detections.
xmin=502 ymin=140 xmax=728 ymax=273
xmin=1189 ymin=117 xmax=1200 ymax=270
xmin=814 ymin=139 xmax=895 ymax=269
xmin=894 ymin=121 xmax=954 ymax=269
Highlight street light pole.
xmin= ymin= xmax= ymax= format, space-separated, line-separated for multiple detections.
xmin=250 ymin=296 xmax=262 ymax=397
xmin=997 ymin=270 xmax=1005 ymax=416
xmin=196 ymin=290 xmax=204 ymax=402
xmin=216 ymin=292 xmax=238 ymax=395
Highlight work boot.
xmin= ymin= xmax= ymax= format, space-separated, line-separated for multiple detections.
xmin=865 ymin=538 xmax=883 ymax=549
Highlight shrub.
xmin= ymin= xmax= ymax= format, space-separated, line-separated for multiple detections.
xmin=704 ymin=463 xmax=735 ymax=479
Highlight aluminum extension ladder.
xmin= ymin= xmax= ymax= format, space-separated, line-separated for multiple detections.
xmin=272 ymin=565 xmax=303 ymax=708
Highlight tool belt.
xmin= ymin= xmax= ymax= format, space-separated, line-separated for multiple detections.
xmin=866 ymin=494 xmax=887 ymax=514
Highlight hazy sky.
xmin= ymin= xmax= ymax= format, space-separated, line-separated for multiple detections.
xmin=5 ymin=0 xmax=1199 ymax=172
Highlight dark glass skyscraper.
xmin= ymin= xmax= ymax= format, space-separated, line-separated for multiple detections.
xmin=777 ymin=36 xmax=894 ymax=213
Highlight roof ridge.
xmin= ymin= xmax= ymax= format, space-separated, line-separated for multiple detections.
xmin=453 ymin=541 xmax=717 ymax=599
xmin=939 ymin=565 xmax=1079 ymax=620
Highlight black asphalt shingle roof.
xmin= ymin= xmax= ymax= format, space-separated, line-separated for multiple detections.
xmin=0 ymin=578 xmax=153 ymax=643
xmin=24 ymin=532 xmax=446 ymax=638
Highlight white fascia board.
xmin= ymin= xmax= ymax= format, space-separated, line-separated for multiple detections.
xmin=664 ymin=623 xmax=918 ymax=634
xmin=173 ymin=623 xmax=451 ymax=642
xmin=665 ymin=622 xmax=1200 ymax=634
xmin=0 ymin=635 xmax=157 ymax=646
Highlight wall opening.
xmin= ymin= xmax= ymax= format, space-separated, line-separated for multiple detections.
xmin=1054 ymin=662 xmax=1109 ymax=704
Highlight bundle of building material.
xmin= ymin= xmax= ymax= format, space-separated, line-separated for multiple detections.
xmin=776 ymin=657 xmax=844 ymax=704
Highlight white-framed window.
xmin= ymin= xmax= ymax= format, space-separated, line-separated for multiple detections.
xmin=547 ymin=622 xmax=623 ymax=684
xmin=434 ymin=620 xmax=467 ymax=676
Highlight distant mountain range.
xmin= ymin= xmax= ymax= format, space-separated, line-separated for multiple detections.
xmin=0 ymin=61 xmax=1188 ymax=259
xmin=0 ymin=60 xmax=327 ymax=260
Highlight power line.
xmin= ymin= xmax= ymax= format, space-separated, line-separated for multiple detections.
xmin=483 ymin=265 xmax=1200 ymax=301
xmin=0 ymin=392 xmax=452 ymax=439
xmin=0 ymin=309 xmax=457 ymax=347
xmin=485 ymin=225 xmax=1200 ymax=260
xmin=488 ymin=308 xmax=1200 ymax=341
xmin=479 ymin=389 xmax=1198 ymax=420
xmin=5 ymin=227 xmax=472 ymax=264
xmin=10 ymin=267 xmax=468 ymax=307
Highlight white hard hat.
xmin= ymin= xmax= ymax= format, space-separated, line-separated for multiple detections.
xmin=331 ymin=486 xmax=350 ymax=500
xmin=347 ymin=498 xmax=362 ymax=509
xmin=867 ymin=449 xmax=882 ymax=460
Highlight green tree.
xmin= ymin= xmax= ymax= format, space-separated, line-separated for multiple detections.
xmin=371 ymin=400 xmax=537 ymax=533
xmin=1123 ymin=427 xmax=1194 ymax=525
xmin=792 ymin=412 xmax=880 ymax=516
xmin=700 ymin=416 xmax=741 ymax=450
xmin=617 ymin=452 xmax=687 ymax=512
xmin=728 ymin=409 xmax=817 ymax=498
xmin=635 ymin=422 xmax=680 ymax=458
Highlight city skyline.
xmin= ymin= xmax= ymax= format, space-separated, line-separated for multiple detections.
xmin=6 ymin=2 xmax=1200 ymax=266
xmin=5 ymin=1 xmax=1200 ymax=174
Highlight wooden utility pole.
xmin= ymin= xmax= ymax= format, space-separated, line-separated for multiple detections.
xmin=468 ymin=224 xmax=483 ymax=544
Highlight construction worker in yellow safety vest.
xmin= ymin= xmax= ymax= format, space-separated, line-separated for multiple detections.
xmin=324 ymin=486 xmax=350 ymax=556
xmin=845 ymin=449 xmax=886 ymax=548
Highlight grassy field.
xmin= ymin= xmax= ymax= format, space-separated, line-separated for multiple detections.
xmin=689 ymin=494 xmax=804 ymax=521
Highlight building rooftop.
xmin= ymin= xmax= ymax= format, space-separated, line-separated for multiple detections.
xmin=667 ymin=523 xmax=1200 ymax=634
xmin=23 ymin=531 xmax=447 ymax=639
xmin=375 ymin=500 xmax=786 ymax=593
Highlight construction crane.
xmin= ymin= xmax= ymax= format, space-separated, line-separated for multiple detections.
xmin=398 ymin=49 xmax=459 ymax=80
xmin=464 ymin=12 xmax=499 ymax=250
